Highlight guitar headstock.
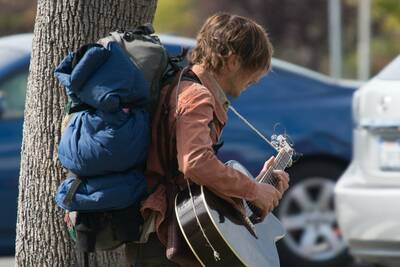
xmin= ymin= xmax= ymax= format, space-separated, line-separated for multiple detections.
xmin=271 ymin=134 xmax=295 ymax=167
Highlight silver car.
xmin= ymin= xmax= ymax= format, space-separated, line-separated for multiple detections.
xmin=335 ymin=55 xmax=400 ymax=267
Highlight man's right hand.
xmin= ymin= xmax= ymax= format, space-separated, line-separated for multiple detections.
xmin=250 ymin=182 xmax=282 ymax=221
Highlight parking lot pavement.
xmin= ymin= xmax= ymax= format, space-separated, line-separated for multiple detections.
xmin=0 ymin=257 xmax=14 ymax=267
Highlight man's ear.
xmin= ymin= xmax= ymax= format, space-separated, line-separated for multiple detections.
xmin=226 ymin=54 xmax=240 ymax=73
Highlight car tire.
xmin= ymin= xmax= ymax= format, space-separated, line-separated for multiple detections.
xmin=276 ymin=159 xmax=351 ymax=267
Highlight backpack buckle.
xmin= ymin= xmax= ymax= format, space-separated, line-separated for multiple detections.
xmin=138 ymin=23 xmax=155 ymax=35
xmin=123 ymin=31 xmax=135 ymax=42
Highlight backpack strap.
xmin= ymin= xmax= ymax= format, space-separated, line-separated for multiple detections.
xmin=63 ymin=172 xmax=83 ymax=207
xmin=131 ymin=23 xmax=155 ymax=35
xmin=157 ymin=72 xmax=180 ymax=181
xmin=156 ymin=67 xmax=222 ymax=185
xmin=157 ymin=68 xmax=202 ymax=182
xmin=177 ymin=69 xmax=223 ymax=154
xmin=182 ymin=69 xmax=201 ymax=84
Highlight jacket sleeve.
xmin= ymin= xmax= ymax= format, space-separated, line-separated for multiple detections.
xmin=176 ymin=84 xmax=257 ymax=201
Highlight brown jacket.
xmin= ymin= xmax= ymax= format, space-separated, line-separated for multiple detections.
xmin=140 ymin=64 xmax=257 ymax=266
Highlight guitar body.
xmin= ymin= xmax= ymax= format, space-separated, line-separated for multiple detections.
xmin=175 ymin=161 xmax=286 ymax=267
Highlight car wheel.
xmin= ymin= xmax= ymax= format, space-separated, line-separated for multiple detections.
xmin=276 ymin=159 xmax=351 ymax=267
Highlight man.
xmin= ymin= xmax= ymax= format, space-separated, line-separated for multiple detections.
xmin=126 ymin=13 xmax=290 ymax=267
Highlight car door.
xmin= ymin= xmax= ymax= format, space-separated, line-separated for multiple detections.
xmin=0 ymin=69 xmax=27 ymax=254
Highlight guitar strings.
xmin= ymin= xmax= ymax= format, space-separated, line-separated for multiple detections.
xmin=245 ymin=150 xmax=290 ymax=216
xmin=259 ymin=150 xmax=286 ymax=184
xmin=228 ymin=105 xmax=292 ymax=217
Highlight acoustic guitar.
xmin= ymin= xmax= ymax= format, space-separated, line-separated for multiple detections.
xmin=175 ymin=135 xmax=294 ymax=267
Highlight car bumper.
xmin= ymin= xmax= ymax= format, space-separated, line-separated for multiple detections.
xmin=335 ymin=170 xmax=400 ymax=264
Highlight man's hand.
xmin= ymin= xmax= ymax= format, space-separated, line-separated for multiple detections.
xmin=273 ymin=170 xmax=289 ymax=194
xmin=257 ymin=156 xmax=290 ymax=194
xmin=251 ymin=183 xmax=282 ymax=221
xmin=250 ymin=156 xmax=290 ymax=221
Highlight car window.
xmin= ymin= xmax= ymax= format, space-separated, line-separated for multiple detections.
xmin=0 ymin=71 xmax=28 ymax=119
xmin=376 ymin=55 xmax=400 ymax=81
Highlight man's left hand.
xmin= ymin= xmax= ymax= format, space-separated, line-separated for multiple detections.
xmin=273 ymin=170 xmax=289 ymax=194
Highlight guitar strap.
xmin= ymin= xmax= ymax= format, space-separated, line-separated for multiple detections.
xmin=228 ymin=105 xmax=281 ymax=152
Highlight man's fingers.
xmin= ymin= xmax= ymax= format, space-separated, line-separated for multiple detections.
xmin=278 ymin=180 xmax=289 ymax=192
xmin=273 ymin=198 xmax=279 ymax=208
xmin=262 ymin=156 xmax=275 ymax=172
xmin=273 ymin=170 xmax=290 ymax=193
xmin=274 ymin=188 xmax=283 ymax=200
xmin=273 ymin=170 xmax=289 ymax=182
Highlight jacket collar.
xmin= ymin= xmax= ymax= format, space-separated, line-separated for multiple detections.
xmin=191 ymin=64 xmax=229 ymax=124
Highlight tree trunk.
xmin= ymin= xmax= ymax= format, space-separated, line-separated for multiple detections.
xmin=15 ymin=1 xmax=157 ymax=266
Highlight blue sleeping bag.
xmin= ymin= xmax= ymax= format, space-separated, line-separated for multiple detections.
xmin=58 ymin=109 xmax=149 ymax=176
xmin=54 ymin=41 xmax=151 ymax=211
xmin=55 ymin=169 xmax=147 ymax=212
xmin=55 ymin=41 xmax=150 ymax=177
xmin=55 ymin=42 xmax=149 ymax=112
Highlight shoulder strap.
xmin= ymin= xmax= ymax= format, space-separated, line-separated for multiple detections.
xmin=181 ymin=69 xmax=201 ymax=84
xmin=63 ymin=173 xmax=82 ymax=207
xmin=157 ymin=70 xmax=183 ymax=181
xmin=158 ymin=68 xmax=203 ymax=181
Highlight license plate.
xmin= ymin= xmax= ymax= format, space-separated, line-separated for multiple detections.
xmin=379 ymin=139 xmax=400 ymax=171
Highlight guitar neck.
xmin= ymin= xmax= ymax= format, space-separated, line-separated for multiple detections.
xmin=258 ymin=149 xmax=292 ymax=188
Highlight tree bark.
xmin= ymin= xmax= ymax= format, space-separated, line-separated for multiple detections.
xmin=15 ymin=1 xmax=157 ymax=266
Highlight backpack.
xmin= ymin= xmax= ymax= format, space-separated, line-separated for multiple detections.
xmin=53 ymin=23 xmax=192 ymax=265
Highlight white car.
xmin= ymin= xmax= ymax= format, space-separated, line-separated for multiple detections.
xmin=335 ymin=55 xmax=400 ymax=267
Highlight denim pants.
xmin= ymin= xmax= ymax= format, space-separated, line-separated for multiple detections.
xmin=125 ymin=233 xmax=180 ymax=267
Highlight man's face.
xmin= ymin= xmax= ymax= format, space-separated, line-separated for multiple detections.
xmin=226 ymin=67 xmax=267 ymax=98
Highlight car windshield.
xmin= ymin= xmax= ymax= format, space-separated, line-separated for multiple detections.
xmin=0 ymin=71 xmax=28 ymax=119
xmin=376 ymin=55 xmax=400 ymax=81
